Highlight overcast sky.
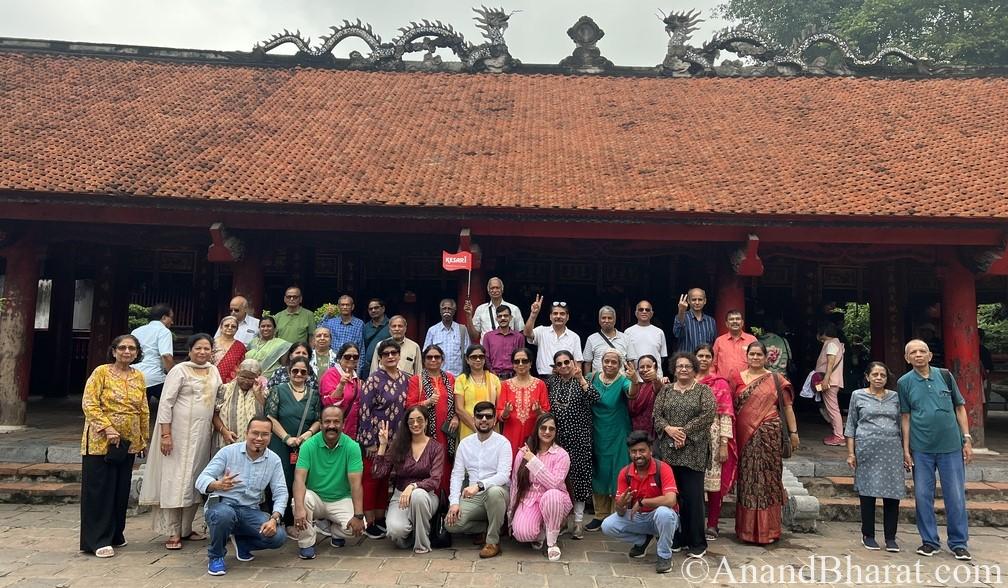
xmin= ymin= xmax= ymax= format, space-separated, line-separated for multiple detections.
xmin=0 ymin=0 xmax=729 ymax=67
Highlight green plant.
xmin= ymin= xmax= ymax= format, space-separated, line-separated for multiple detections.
xmin=314 ymin=303 xmax=338 ymax=323
xmin=978 ymin=303 xmax=1008 ymax=353
xmin=842 ymin=302 xmax=871 ymax=352
xmin=127 ymin=303 xmax=150 ymax=332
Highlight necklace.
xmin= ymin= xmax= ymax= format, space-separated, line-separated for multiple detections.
xmin=599 ymin=372 xmax=618 ymax=386
xmin=291 ymin=384 xmax=306 ymax=395
xmin=471 ymin=371 xmax=486 ymax=386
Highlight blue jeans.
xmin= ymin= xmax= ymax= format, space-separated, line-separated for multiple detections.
xmin=205 ymin=500 xmax=287 ymax=559
xmin=912 ymin=450 xmax=968 ymax=550
xmin=601 ymin=507 xmax=680 ymax=559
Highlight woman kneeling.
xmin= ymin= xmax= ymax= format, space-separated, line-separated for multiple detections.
xmin=509 ymin=412 xmax=572 ymax=561
xmin=373 ymin=404 xmax=444 ymax=553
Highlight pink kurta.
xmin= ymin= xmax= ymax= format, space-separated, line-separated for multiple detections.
xmin=509 ymin=445 xmax=573 ymax=546
xmin=319 ymin=367 xmax=360 ymax=438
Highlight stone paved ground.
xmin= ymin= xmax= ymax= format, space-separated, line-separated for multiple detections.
xmin=0 ymin=505 xmax=1005 ymax=588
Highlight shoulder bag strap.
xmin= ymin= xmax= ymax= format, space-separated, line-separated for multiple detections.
xmin=772 ymin=373 xmax=786 ymax=418
xmin=597 ymin=331 xmax=616 ymax=349
xmin=295 ymin=387 xmax=314 ymax=436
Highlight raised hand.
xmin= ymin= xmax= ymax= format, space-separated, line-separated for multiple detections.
xmin=678 ymin=293 xmax=689 ymax=313
xmin=464 ymin=299 xmax=474 ymax=316
xmin=377 ymin=421 xmax=390 ymax=448
xmin=624 ymin=360 xmax=637 ymax=380
xmin=521 ymin=444 xmax=535 ymax=462
xmin=502 ymin=402 xmax=513 ymax=418
xmin=215 ymin=468 xmax=242 ymax=491
xmin=530 ymin=294 xmax=543 ymax=315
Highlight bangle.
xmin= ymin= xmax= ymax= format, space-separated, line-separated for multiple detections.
xmin=160 ymin=433 xmax=171 ymax=438
xmin=789 ymin=430 xmax=798 ymax=435
xmin=283 ymin=434 xmax=290 ymax=442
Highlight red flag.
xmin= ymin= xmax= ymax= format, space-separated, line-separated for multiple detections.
xmin=442 ymin=250 xmax=472 ymax=271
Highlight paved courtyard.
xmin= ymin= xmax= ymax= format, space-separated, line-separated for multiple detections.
xmin=0 ymin=504 xmax=1005 ymax=588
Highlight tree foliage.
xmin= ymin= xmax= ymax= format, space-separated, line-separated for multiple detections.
xmin=715 ymin=0 xmax=1008 ymax=65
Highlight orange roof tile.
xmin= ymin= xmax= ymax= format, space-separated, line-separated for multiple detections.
xmin=1 ymin=51 xmax=1007 ymax=219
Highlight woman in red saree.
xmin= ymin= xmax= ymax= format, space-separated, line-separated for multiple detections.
xmin=695 ymin=343 xmax=737 ymax=540
xmin=729 ymin=341 xmax=800 ymax=545
xmin=212 ymin=316 xmax=246 ymax=384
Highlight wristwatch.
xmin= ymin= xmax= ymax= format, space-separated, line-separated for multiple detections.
xmin=353 ymin=513 xmax=365 ymax=520
xmin=270 ymin=512 xmax=281 ymax=522
xmin=963 ymin=434 xmax=973 ymax=442
xmin=476 ymin=481 xmax=485 ymax=492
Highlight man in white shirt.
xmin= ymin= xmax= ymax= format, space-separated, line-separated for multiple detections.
xmin=445 ymin=401 xmax=512 ymax=559
xmin=625 ymin=300 xmax=668 ymax=376
xmin=369 ymin=315 xmax=422 ymax=376
xmin=465 ymin=277 xmax=525 ymax=341
xmin=523 ymin=295 xmax=583 ymax=376
xmin=215 ymin=295 xmax=260 ymax=345
xmin=131 ymin=304 xmax=175 ymax=404
xmin=582 ymin=305 xmax=632 ymax=376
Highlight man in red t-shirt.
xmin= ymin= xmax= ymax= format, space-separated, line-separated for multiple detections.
xmin=600 ymin=430 xmax=680 ymax=574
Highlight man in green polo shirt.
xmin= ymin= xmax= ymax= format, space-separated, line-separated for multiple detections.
xmin=898 ymin=339 xmax=974 ymax=562
xmin=275 ymin=286 xmax=315 ymax=344
xmin=292 ymin=404 xmax=365 ymax=559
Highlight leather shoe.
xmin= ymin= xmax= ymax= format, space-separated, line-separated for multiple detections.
xmin=472 ymin=533 xmax=486 ymax=546
xmin=479 ymin=543 xmax=501 ymax=558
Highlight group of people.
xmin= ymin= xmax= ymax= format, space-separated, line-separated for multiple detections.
xmin=76 ymin=278 xmax=976 ymax=575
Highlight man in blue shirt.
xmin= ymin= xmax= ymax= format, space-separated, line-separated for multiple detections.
xmin=130 ymin=304 xmax=174 ymax=405
xmin=672 ymin=288 xmax=716 ymax=354
xmin=318 ymin=294 xmax=365 ymax=352
xmin=196 ymin=416 xmax=288 ymax=575
xmin=898 ymin=339 xmax=974 ymax=561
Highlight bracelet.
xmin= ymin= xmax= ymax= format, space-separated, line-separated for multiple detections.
xmin=161 ymin=434 xmax=171 ymax=438
xmin=789 ymin=430 xmax=798 ymax=435
xmin=283 ymin=434 xmax=290 ymax=442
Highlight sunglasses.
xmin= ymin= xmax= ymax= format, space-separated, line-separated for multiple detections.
xmin=468 ymin=354 xmax=486 ymax=360
xmin=115 ymin=345 xmax=137 ymax=351
xmin=425 ymin=355 xmax=443 ymax=361
xmin=539 ymin=425 xmax=557 ymax=432
xmin=552 ymin=301 xmax=568 ymax=308
xmin=284 ymin=294 xmax=301 ymax=299
xmin=512 ymin=358 xmax=531 ymax=365
xmin=290 ymin=369 xmax=309 ymax=375
xmin=555 ymin=359 xmax=572 ymax=366
xmin=474 ymin=413 xmax=495 ymax=421
xmin=342 ymin=354 xmax=359 ymax=361
xmin=381 ymin=350 xmax=400 ymax=357
xmin=637 ymin=308 xmax=653 ymax=312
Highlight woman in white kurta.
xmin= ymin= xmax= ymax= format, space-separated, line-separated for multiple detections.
xmin=139 ymin=333 xmax=221 ymax=550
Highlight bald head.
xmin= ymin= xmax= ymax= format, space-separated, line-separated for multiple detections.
xmin=229 ymin=296 xmax=250 ymax=321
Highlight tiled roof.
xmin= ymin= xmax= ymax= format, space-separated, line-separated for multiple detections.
xmin=1 ymin=51 xmax=1007 ymax=219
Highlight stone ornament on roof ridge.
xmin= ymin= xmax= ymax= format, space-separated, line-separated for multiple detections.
xmin=254 ymin=5 xmax=519 ymax=73
xmin=658 ymin=9 xmax=932 ymax=76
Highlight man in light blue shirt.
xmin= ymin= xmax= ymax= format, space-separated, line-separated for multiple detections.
xmin=196 ymin=416 xmax=288 ymax=575
xmin=130 ymin=304 xmax=174 ymax=404
xmin=423 ymin=298 xmax=471 ymax=376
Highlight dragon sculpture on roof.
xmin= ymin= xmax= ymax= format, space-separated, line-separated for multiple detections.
xmin=254 ymin=6 xmax=518 ymax=72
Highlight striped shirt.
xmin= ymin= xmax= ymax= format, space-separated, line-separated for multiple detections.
xmin=672 ymin=312 xmax=717 ymax=353
xmin=318 ymin=315 xmax=365 ymax=352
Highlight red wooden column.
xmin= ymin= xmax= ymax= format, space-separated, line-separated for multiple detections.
xmin=232 ymin=249 xmax=265 ymax=319
xmin=714 ymin=267 xmax=746 ymax=335
xmin=941 ymin=260 xmax=984 ymax=446
xmin=0 ymin=239 xmax=41 ymax=426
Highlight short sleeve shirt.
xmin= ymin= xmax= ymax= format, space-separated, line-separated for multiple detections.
xmin=131 ymin=321 xmax=173 ymax=387
xmin=616 ymin=459 xmax=678 ymax=513
xmin=528 ymin=326 xmax=583 ymax=375
xmin=582 ymin=330 xmax=631 ymax=373
xmin=296 ymin=432 xmax=363 ymax=501
xmin=897 ymin=367 xmax=965 ymax=454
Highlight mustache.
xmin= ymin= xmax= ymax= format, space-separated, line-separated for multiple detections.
xmin=324 ymin=427 xmax=340 ymax=432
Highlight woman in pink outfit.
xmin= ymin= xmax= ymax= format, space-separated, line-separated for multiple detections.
xmin=695 ymin=343 xmax=737 ymax=540
xmin=509 ymin=412 xmax=572 ymax=561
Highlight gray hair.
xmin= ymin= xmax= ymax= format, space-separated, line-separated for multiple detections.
xmin=598 ymin=305 xmax=617 ymax=318
xmin=237 ymin=358 xmax=263 ymax=375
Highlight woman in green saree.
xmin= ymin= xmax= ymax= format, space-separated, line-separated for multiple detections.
xmin=244 ymin=316 xmax=289 ymax=379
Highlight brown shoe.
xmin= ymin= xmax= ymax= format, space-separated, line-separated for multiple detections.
xmin=479 ymin=543 xmax=501 ymax=558
xmin=472 ymin=533 xmax=486 ymax=546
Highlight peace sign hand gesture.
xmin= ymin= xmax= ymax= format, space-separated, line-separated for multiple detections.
xmin=678 ymin=293 xmax=689 ymax=313
xmin=530 ymin=294 xmax=543 ymax=316
xmin=377 ymin=421 xmax=390 ymax=449
xmin=624 ymin=360 xmax=637 ymax=380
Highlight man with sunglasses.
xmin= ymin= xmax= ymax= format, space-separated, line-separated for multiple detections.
xmin=445 ymin=401 xmax=512 ymax=558
xmin=369 ymin=315 xmax=421 ymax=377
xmin=274 ymin=286 xmax=314 ymax=344
xmin=523 ymin=295 xmax=583 ymax=377
xmin=626 ymin=300 xmax=668 ymax=377
xmin=216 ymin=295 xmax=260 ymax=345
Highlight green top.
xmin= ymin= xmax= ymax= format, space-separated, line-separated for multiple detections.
xmin=274 ymin=307 xmax=316 ymax=345
xmin=897 ymin=367 xmax=965 ymax=454
xmin=296 ymin=432 xmax=363 ymax=501
xmin=590 ymin=373 xmax=632 ymax=494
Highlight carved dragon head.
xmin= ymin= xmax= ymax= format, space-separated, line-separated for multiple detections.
xmin=473 ymin=5 xmax=518 ymax=41
xmin=658 ymin=8 xmax=703 ymax=46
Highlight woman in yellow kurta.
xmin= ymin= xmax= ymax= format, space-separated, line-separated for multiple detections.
xmin=138 ymin=333 xmax=221 ymax=550
xmin=454 ymin=344 xmax=501 ymax=439
xmin=80 ymin=334 xmax=150 ymax=558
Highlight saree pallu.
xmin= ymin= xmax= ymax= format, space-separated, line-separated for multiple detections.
xmin=700 ymin=373 xmax=737 ymax=495
xmin=245 ymin=337 xmax=289 ymax=379
xmin=731 ymin=372 xmax=792 ymax=544
xmin=213 ymin=341 xmax=247 ymax=384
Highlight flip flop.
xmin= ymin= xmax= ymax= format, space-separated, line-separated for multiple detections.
xmin=95 ymin=546 xmax=115 ymax=558
xmin=182 ymin=531 xmax=207 ymax=541
xmin=165 ymin=538 xmax=183 ymax=550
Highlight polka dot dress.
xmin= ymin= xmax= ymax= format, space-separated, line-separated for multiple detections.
xmin=546 ymin=375 xmax=600 ymax=502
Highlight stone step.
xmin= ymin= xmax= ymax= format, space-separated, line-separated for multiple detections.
xmin=805 ymin=476 xmax=1007 ymax=500
xmin=817 ymin=496 xmax=1008 ymax=527
xmin=0 ymin=480 xmax=80 ymax=504
xmin=0 ymin=462 xmax=83 ymax=483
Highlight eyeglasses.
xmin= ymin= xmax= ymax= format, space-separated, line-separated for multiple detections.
xmin=290 ymin=369 xmax=309 ymax=375
xmin=675 ymin=365 xmax=693 ymax=371
xmin=555 ymin=360 xmax=572 ymax=366
xmin=512 ymin=358 xmax=531 ymax=365
xmin=229 ymin=308 xmax=241 ymax=312
xmin=637 ymin=308 xmax=653 ymax=312
xmin=468 ymin=354 xmax=486 ymax=360
xmin=284 ymin=294 xmax=301 ymax=299
xmin=342 ymin=354 xmax=359 ymax=361
xmin=380 ymin=350 xmax=400 ymax=357
xmin=424 ymin=355 xmax=443 ymax=361
xmin=474 ymin=413 xmax=495 ymax=421
xmin=115 ymin=345 xmax=137 ymax=351
xmin=552 ymin=301 xmax=568 ymax=308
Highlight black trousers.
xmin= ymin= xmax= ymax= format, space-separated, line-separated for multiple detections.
xmin=80 ymin=453 xmax=135 ymax=552
xmin=671 ymin=466 xmax=707 ymax=551
xmin=859 ymin=495 xmax=899 ymax=541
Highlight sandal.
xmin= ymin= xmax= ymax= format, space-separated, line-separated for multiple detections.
xmin=182 ymin=531 xmax=207 ymax=541
xmin=547 ymin=545 xmax=561 ymax=561
xmin=165 ymin=537 xmax=183 ymax=550
xmin=95 ymin=546 xmax=115 ymax=558
xmin=414 ymin=547 xmax=431 ymax=554
xmin=705 ymin=527 xmax=719 ymax=541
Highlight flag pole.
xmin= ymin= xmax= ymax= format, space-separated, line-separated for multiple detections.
xmin=467 ymin=269 xmax=472 ymax=298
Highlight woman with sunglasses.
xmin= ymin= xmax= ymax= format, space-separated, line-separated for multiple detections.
xmin=455 ymin=344 xmax=501 ymax=440
xmin=406 ymin=344 xmax=459 ymax=491
xmin=265 ymin=356 xmax=322 ymax=533
xmin=266 ymin=342 xmax=319 ymax=391
xmin=497 ymin=348 xmax=551 ymax=457
xmin=509 ymin=412 xmax=572 ymax=561
xmin=545 ymin=349 xmax=599 ymax=539
xmin=358 ymin=339 xmax=412 ymax=538
xmin=320 ymin=343 xmax=363 ymax=438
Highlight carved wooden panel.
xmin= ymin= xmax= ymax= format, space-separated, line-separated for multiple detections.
xmin=821 ymin=266 xmax=860 ymax=290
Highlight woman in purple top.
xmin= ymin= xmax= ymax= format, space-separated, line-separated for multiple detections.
xmin=631 ymin=354 xmax=660 ymax=437
xmin=373 ymin=404 xmax=444 ymax=553
xmin=358 ymin=339 xmax=411 ymax=538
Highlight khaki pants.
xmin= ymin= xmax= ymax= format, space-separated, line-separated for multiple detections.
xmin=445 ymin=486 xmax=509 ymax=544
xmin=297 ymin=489 xmax=355 ymax=548
xmin=386 ymin=488 xmax=438 ymax=552
xmin=593 ymin=493 xmax=614 ymax=520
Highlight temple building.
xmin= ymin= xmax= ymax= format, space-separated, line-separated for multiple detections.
xmin=0 ymin=9 xmax=1005 ymax=444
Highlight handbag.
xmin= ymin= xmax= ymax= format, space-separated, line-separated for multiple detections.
xmin=428 ymin=489 xmax=453 ymax=548
xmin=771 ymin=373 xmax=793 ymax=459
xmin=105 ymin=438 xmax=132 ymax=464
xmin=441 ymin=418 xmax=459 ymax=458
